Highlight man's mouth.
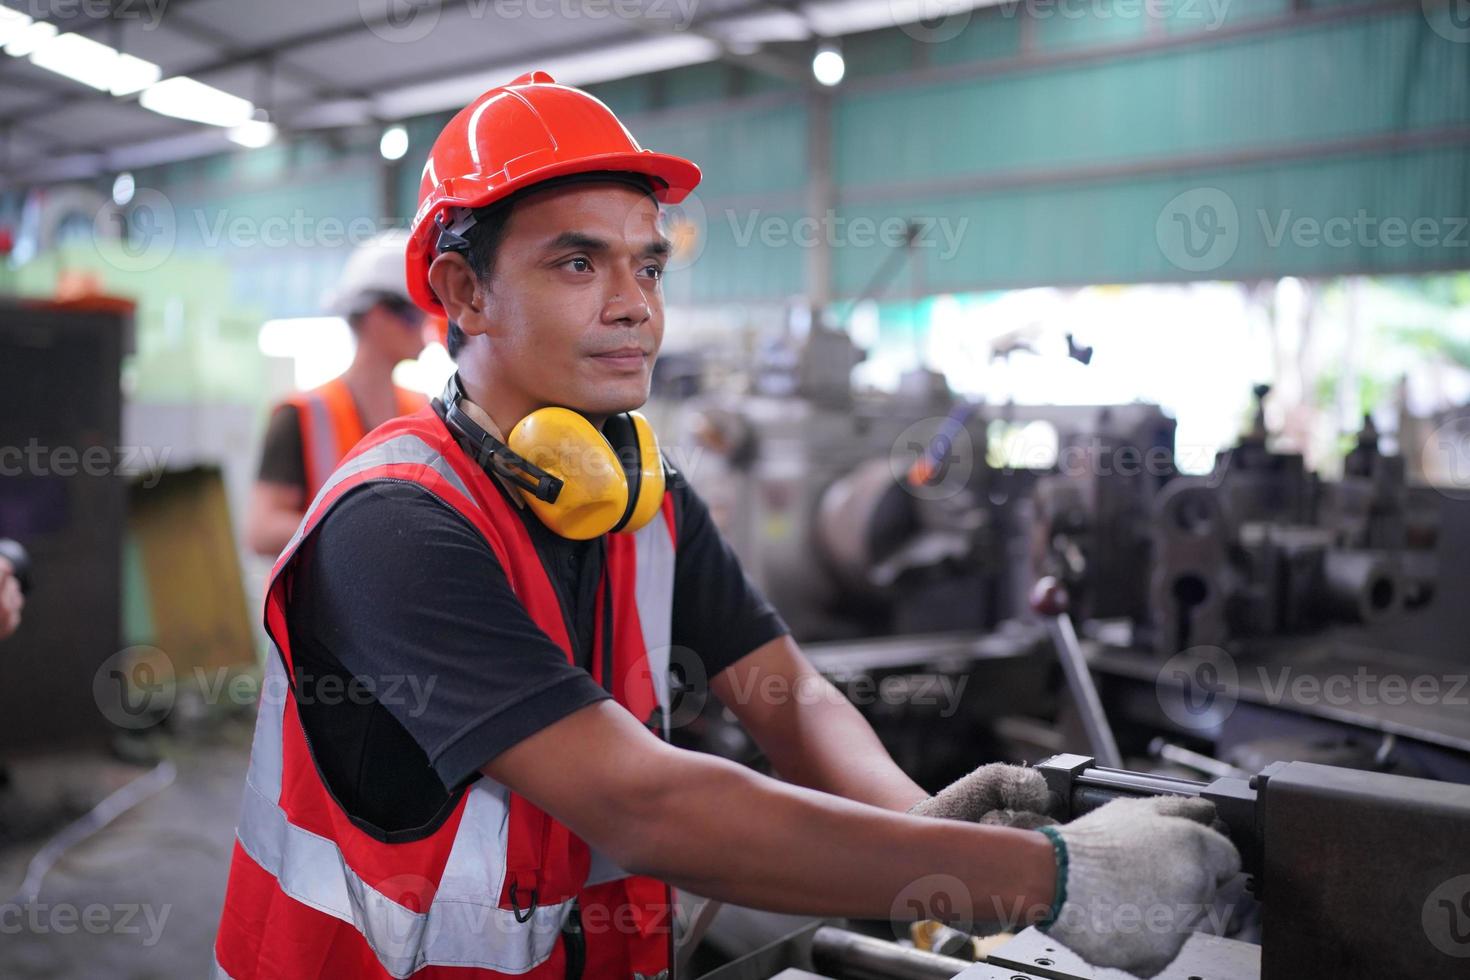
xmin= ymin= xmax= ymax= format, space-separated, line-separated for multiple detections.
xmin=590 ymin=347 xmax=648 ymax=369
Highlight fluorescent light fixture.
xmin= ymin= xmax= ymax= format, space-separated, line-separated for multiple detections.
xmin=111 ymin=52 xmax=161 ymax=96
xmin=30 ymin=31 xmax=118 ymax=90
xmin=228 ymin=119 xmax=277 ymax=148
xmin=812 ymin=42 xmax=845 ymax=86
xmin=4 ymin=20 xmax=56 ymax=58
xmin=0 ymin=8 xmax=33 ymax=48
xmin=140 ymin=76 xmax=255 ymax=127
xmin=706 ymin=10 xmax=811 ymax=46
xmin=112 ymin=172 xmax=136 ymax=206
xmin=380 ymin=125 xmax=409 ymax=161
xmin=377 ymin=34 xmax=719 ymax=119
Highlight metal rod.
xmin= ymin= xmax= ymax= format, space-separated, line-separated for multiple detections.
xmin=1045 ymin=614 xmax=1124 ymax=769
xmin=810 ymin=927 xmax=972 ymax=980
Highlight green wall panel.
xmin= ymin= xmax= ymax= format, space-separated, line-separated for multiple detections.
xmin=831 ymin=145 xmax=1470 ymax=295
xmin=835 ymin=11 xmax=1470 ymax=188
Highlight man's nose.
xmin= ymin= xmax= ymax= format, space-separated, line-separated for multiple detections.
xmin=602 ymin=268 xmax=652 ymax=325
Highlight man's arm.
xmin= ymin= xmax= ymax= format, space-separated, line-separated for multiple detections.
xmin=246 ymin=481 xmax=307 ymax=557
xmin=711 ymin=635 xmax=928 ymax=812
xmin=0 ymin=556 xmax=23 ymax=641
xmin=484 ymin=698 xmax=1055 ymax=922
xmin=246 ymin=404 xmax=309 ymax=557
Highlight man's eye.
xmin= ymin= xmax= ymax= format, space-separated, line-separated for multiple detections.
xmin=642 ymin=265 xmax=664 ymax=281
xmin=565 ymin=257 xmax=592 ymax=272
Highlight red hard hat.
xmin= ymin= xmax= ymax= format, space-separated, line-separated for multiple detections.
xmin=406 ymin=70 xmax=702 ymax=314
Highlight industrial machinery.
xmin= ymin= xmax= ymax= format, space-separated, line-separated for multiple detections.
xmin=692 ymin=753 xmax=1470 ymax=980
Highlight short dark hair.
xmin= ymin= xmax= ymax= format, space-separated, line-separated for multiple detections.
xmin=444 ymin=202 xmax=514 ymax=359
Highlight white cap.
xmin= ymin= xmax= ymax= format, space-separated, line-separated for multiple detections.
xmin=323 ymin=230 xmax=411 ymax=317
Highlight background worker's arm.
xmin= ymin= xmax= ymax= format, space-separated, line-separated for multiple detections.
xmin=483 ymin=698 xmax=1055 ymax=922
xmin=712 ymin=635 xmax=929 ymax=812
xmin=245 ymin=480 xmax=306 ymax=557
xmin=0 ymin=555 xmax=23 ymax=641
xmin=246 ymin=403 xmax=310 ymax=557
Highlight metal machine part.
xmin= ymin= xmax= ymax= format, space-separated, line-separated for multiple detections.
xmin=810 ymin=927 xmax=974 ymax=980
xmin=1030 ymin=578 xmax=1122 ymax=769
xmin=1033 ymin=753 xmax=1470 ymax=978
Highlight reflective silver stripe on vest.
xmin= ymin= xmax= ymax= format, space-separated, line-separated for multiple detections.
xmin=301 ymin=391 xmax=339 ymax=495
xmin=579 ymin=507 xmax=678 ymax=889
xmin=632 ymin=513 xmax=677 ymax=738
xmin=283 ymin=433 xmax=475 ymax=560
xmin=237 ymin=653 xmax=571 ymax=976
xmin=236 ymin=433 xmax=673 ymax=973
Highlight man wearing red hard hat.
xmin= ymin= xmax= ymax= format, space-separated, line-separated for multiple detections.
xmin=215 ymin=72 xmax=1237 ymax=980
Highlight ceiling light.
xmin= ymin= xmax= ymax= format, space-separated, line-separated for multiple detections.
xmin=140 ymin=76 xmax=255 ymax=127
xmin=812 ymin=42 xmax=845 ymax=87
xmin=379 ymin=125 xmax=409 ymax=161
xmin=228 ymin=119 xmax=277 ymax=148
xmin=30 ymin=31 xmax=117 ymax=90
xmin=4 ymin=20 xmax=56 ymax=58
xmin=112 ymin=172 xmax=136 ymax=206
xmin=0 ymin=8 xmax=33 ymax=48
xmin=111 ymin=52 xmax=161 ymax=96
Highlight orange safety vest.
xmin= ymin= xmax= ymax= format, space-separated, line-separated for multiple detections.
xmin=215 ymin=406 xmax=678 ymax=980
xmin=284 ymin=377 xmax=428 ymax=500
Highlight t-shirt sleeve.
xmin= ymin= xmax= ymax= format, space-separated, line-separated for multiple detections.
xmin=257 ymin=403 xmax=307 ymax=489
xmin=293 ymin=483 xmax=612 ymax=791
xmin=667 ymin=468 xmax=791 ymax=680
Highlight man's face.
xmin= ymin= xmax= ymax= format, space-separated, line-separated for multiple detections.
xmin=359 ymin=296 xmax=428 ymax=364
xmin=477 ymin=183 xmax=669 ymax=419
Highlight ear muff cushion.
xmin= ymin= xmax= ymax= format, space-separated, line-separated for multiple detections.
xmin=508 ymin=407 xmax=629 ymax=540
xmin=615 ymin=411 xmax=666 ymax=533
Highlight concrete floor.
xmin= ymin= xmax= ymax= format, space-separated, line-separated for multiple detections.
xmin=0 ymin=720 xmax=252 ymax=980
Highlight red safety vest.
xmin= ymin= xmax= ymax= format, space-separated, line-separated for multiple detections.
xmin=285 ymin=377 xmax=428 ymax=500
xmin=215 ymin=405 xmax=679 ymax=980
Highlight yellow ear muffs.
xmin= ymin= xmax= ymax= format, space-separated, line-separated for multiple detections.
xmin=505 ymin=408 xmax=665 ymax=540
xmin=508 ymin=407 xmax=627 ymax=540
xmin=605 ymin=410 xmax=666 ymax=535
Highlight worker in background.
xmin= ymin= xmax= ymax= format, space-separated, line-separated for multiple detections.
xmin=0 ymin=540 xmax=25 ymax=641
xmin=244 ymin=230 xmax=429 ymax=556
xmin=216 ymin=72 xmax=1238 ymax=980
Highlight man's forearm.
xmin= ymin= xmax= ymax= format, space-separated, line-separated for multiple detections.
xmin=621 ymin=743 xmax=1055 ymax=924
xmin=714 ymin=637 xmax=928 ymax=812
xmin=760 ymin=687 xmax=928 ymax=811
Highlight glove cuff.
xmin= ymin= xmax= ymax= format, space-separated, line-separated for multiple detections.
xmin=1036 ymin=825 xmax=1069 ymax=930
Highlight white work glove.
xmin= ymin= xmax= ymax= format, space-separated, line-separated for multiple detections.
xmin=1038 ymin=795 xmax=1240 ymax=978
xmin=908 ymin=763 xmax=1058 ymax=830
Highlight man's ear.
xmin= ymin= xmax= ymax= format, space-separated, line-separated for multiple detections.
xmin=428 ymin=253 xmax=487 ymax=335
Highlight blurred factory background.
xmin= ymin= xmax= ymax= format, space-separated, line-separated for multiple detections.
xmin=0 ymin=0 xmax=1469 ymax=977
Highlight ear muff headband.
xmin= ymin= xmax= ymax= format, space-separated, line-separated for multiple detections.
xmin=440 ymin=374 xmax=564 ymax=502
xmin=439 ymin=374 xmax=666 ymax=540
